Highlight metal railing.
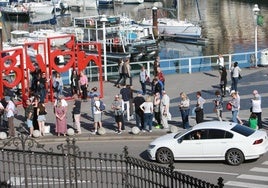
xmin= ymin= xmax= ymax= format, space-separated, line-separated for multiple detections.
xmin=0 ymin=135 xmax=224 ymax=188
xmin=84 ymin=50 xmax=263 ymax=82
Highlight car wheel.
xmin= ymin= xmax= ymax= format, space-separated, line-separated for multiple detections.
xmin=225 ymin=149 xmax=244 ymax=166
xmin=156 ymin=147 xmax=174 ymax=164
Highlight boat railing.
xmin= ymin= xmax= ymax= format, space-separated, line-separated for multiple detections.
xmin=84 ymin=50 xmax=263 ymax=82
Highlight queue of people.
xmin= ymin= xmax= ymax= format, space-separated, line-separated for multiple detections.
xmin=0 ymin=56 xmax=264 ymax=138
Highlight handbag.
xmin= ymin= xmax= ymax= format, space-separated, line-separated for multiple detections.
xmin=238 ymin=73 xmax=242 ymax=80
xmin=194 ymin=107 xmax=202 ymax=112
xmin=226 ymin=102 xmax=232 ymax=111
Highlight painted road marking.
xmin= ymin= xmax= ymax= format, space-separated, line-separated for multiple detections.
xmin=237 ymin=174 xmax=268 ymax=181
xmin=225 ymin=181 xmax=268 ymax=188
xmin=250 ymin=167 xmax=268 ymax=173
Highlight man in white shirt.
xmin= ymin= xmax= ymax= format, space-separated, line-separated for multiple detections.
xmin=160 ymin=90 xmax=170 ymax=129
xmin=93 ymin=96 xmax=102 ymax=134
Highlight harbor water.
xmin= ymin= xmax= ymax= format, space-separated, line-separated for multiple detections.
xmin=1 ymin=0 xmax=268 ymax=68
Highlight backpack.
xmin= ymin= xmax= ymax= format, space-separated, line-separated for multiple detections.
xmin=99 ymin=100 xmax=106 ymax=111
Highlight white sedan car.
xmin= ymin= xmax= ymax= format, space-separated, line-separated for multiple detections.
xmin=147 ymin=121 xmax=268 ymax=165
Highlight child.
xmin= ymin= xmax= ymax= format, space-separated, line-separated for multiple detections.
xmin=249 ymin=113 xmax=258 ymax=130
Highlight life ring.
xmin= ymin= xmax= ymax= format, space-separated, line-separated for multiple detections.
xmin=87 ymin=19 xmax=94 ymax=26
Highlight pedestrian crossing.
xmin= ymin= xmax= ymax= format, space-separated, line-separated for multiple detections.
xmin=225 ymin=161 xmax=268 ymax=188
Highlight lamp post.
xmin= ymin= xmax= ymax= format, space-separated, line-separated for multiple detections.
xmin=100 ymin=15 xmax=108 ymax=81
xmin=253 ymin=4 xmax=260 ymax=67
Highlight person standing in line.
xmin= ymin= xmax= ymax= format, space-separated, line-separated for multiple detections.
xmin=88 ymin=87 xmax=100 ymax=120
xmin=72 ymin=94 xmax=81 ymax=134
xmin=70 ymin=69 xmax=80 ymax=95
xmin=214 ymin=90 xmax=223 ymax=121
xmin=230 ymin=62 xmax=241 ymax=92
xmin=114 ymin=59 xmax=124 ymax=88
xmin=156 ymin=67 xmax=165 ymax=89
xmin=133 ymin=91 xmax=145 ymax=130
xmin=160 ymin=90 xmax=170 ymax=129
xmin=53 ymin=72 xmax=64 ymax=99
xmin=230 ymin=91 xmax=243 ymax=124
xmin=55 ymin=100 xmax=67 ymax=136
xmin=111 ymin=95 xmax=123 ymax=134
xmin=139 ymin=66 xmax=150 ymax=95
xmin=195 ymin=91 xmax=206 ymax=124
xmin=120 ymin=84 xmax=132 ymax=121
xmin=251 ymin=90 xmax=262 ymax=129
xmin=217 ymin=54 xmax=225 ymax=72
xmin=153 ymin=92 xmax=161 ymax=129
xmin=37 ymin=102 xmax=47 ymax=136
xmin=220 ymin=67 xmax=227 ymax=97
xmin=32 ymin=96 xmax=39 ymax=130
xmin=123 ymin=58 xmax=132 ymax=86
xmin=178 ymin=92 xmax=190 ymax=129
xmin=5 ymin=96 xmax=16 ymax=137
xmin=38 ymin=72 xmax=49 ymax=103
xmin=140 ymin=95 xmax=154 ymax=132
xmin=92 ymin=96 xmax=103 ymax=134
xmin=79 ymin=71 xmax=88 ymax=101
xmin=152 ymin=77 xmax=163 ymax=97
xmin=25 ymin=99 xmax=34 ymax=137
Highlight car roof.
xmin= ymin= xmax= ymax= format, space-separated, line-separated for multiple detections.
xmin=192 ymin=121 xmax=235 ymax=130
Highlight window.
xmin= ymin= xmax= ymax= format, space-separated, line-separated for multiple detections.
xmin=207 ymin=129 xmax=233 ymax=139
xmin=231 ymin=124 xmax=255 ymax=137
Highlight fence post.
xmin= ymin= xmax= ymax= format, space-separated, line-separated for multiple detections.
xmin=123 ymin=146 xmax=129 ymax=188
xmin=169 ymin=160 xmax=175 ymax=188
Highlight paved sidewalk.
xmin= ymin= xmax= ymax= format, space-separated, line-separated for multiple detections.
xmin=9 ymin=67 xmax=268 ymax=143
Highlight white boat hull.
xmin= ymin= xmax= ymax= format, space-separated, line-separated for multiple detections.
xmin=141 ymin=18 xmax=202 ymax=38
xmin=123 ymin=0 xmax=144 ymax=4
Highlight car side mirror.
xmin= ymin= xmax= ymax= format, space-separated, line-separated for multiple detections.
xmin=178 ymin=138 xmax=183 ymax=144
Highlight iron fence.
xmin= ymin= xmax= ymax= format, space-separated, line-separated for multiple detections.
xmin=0 ymin=134 xmax=224 ymax=188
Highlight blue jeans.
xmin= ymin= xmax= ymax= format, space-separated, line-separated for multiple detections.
xmin=231 ymin=77 xmax=239 ymax=92
xmin=232 ymin=110 xmax=238 ymax=123
xmin=180 ymin=109 xmax=190 ymax=129
xmin=144 ymin=113 xmax=153 ymax=131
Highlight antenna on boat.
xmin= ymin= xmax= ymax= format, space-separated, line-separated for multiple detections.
xmin=195 ymin=0 xmax=202 ymax=21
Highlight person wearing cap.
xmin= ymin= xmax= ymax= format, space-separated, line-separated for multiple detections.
xmin=230 ymin=61 xmax=241 ymax=92
xmin=133 ymin=91 xmax=145 ymax=130
xmin=251 ymin=90 xmax=262 ymax=129
xmin=160 ymin=90 xmax=170 ymax=129
xmin=5 ymin=96 xmax=16 ymax=137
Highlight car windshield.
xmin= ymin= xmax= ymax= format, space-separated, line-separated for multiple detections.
xmin=231 ymin=124 xmax=255 ymax=137
xmin=174 ymin=128 xmax=192 ymax=139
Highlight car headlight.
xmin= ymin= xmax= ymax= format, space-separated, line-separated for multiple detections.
xmin=148 ymin=145 xmax=156 ymax=149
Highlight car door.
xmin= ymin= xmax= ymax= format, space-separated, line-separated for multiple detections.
xmin=173 ymin=130 xmax=205 ymax=159
xmin=202 ymin=129 xmax=234 ymax=158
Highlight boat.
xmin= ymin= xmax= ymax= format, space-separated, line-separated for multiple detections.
xmin=139 ymin=0 xmax=202 ymax=40
xmin=73 ymin=15 xmax=158 ymax=62
xmin=97 ymin=0 xmax=114 ymax=8
xmin=0 ymin=4 xmax=31 ymax=22
xmin=64 ymin=0 xmax=97 ymax=11
xmin=0 ymin=0 xmax=9 ymax=7
xmin=22 ymin=0 xmax=69 ymax=15
xmin=123 ymin=0 xmax=144 ymax=4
